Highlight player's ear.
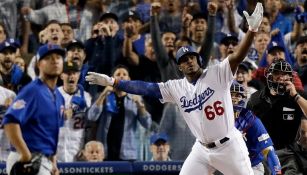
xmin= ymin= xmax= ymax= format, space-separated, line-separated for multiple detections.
xmin=178 ymin=65 xmax=183 ymax=72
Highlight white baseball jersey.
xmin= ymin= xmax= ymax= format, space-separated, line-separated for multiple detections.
xmin=57 ymin=86 xmax=92 ymax=162
xmin=158 ymin=58 xmax=235 ymax=144
xmin=0 ymin=86 xmax=16 ymax=162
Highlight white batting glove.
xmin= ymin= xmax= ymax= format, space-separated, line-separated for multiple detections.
xmin=243 ymin=2 xmax=263 ymax=32
xmin=85 ymin=72 xmax=115 ymax=86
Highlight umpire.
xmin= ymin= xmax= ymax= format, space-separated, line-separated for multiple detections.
xmin=2 ymin=44 xmax=65 ymax=175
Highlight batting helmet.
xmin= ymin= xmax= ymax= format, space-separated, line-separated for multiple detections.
xmin=175 ymin=46 xmax=202 ymax=66
xmin=230 ymin=82 xmax=247 ymax=113
xmin=265 ymin=59 xmax=293 ymax=95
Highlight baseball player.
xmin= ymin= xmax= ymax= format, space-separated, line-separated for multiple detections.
xmin=2 ymin=44 xmax=65 ymax=175
xmin=86 ymin=3 xmax=263 ymax=174
xmin=57 ymin=61 xmax=92 ymax=162
xmin=230 ymin=82 xmax=282 ymax=175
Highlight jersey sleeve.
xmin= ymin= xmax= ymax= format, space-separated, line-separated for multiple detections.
xmin=2 ymin=88 xmax=37 ymax=125
xmin=248 ymin=117 xmax=274 ymax=151
xmin=215 ymin=57 xmax=234 ymax=88
xmin=157 ymin=80 xmax=177 ymax=103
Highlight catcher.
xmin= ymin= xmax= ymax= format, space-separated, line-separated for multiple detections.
xmin=230 ymin=82 xmax=282 ymax=175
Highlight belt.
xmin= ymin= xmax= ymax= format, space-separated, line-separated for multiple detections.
xmin=200 ymin=137 xmax=230 ymax=149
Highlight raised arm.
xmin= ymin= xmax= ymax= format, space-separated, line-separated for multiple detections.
xmin=200 ymin=1 xmax=217 ymax=68
xmin=291 ymin=6 xmax=305 ymax=43
xmin=122 ymin=22 xmax=140 ymax=65
xmin=150 ymin=2 xmax=170 ymax=67
xmin=85 ymin=72 xmax=162 ymax=99
xmin=228 ymin=2 xmax=263 ymax=74
xmin=286 ymin=80 xmax=307 ymax=118
xmin=225 ymin=0 xmax=239 ymax=35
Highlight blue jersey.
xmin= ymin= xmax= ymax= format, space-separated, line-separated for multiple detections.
xmin=2 ymin=79 xmax=64 ymax=156
xmin=235 ymin=108 xmax=273 ymax=166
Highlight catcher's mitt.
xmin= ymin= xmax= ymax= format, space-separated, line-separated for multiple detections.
xmin=10 ymin=153 xmax=43 ymax=175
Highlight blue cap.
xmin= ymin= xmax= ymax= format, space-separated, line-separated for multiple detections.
xmin=150 ymin=133 xmax=169 ymax=144
xmin=36 ymin=44 xmax=66 ymax=61
xmin=175 ymin=46 xmax=200 ymax=64
xmin=267 ymin=41 xmax=285 ymax=54
xmin=0 ymin=39 xmax=19 ymax=53
xmin=220 ymin=33 xmax=238 ymax=45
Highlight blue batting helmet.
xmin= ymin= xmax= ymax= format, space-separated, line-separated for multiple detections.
xmin=230 ymin=82 xmax=247 ymax=113
xmin=175 ymin=46 xmax=202 ymax=66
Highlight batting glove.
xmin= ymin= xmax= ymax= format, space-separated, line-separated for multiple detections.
xmin=243 ymin=2 xmax=263 ymax=32
xmin=85 ymin=72 xmax=115 ymax=86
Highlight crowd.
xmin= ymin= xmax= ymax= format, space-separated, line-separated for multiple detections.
xmin=0 ymin=0 xmax=307 ymax=174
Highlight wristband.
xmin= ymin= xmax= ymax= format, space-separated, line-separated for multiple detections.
xmin=295 ymin=94 xmax=301 ymax=102
xmin=248 ymin=27 xmax=258 ymax=33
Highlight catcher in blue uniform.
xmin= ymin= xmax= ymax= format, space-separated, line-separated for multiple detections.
xmin=230 ymin=82 xmax=282 ymax=175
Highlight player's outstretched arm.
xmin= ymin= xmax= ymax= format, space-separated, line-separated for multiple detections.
xmin=262 ymin=146 xmax=282 ymax=175
xmin=228 ymin=2 xmax=263 ymax=74
xmin=86 ymin=72 xmax=162 ymax=99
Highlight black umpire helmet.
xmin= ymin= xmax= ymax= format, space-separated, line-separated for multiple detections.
xmin=265 ymin=59 xmax=293 ymax=95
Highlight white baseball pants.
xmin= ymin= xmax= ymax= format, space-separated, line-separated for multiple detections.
xmin=6 ymin=151 xmax=53 ymax=175
xmin=180 ymin=129 xmax=254 ymax=175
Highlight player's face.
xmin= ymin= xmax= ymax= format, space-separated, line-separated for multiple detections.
xmin=254 ymin=33 xmax=270 ymax=54
xmin=231 ymin=92 xmax=243 ymax=105
xmin=267 ymin=50 xmax=285 ymax=65
xmin=61 ymin=25 xmax=74 ymax=45
xmin=295 ymin=42 xmax=307 ymax=65
xmin=112 ymin=68 xmax=130 ymax=81
xmin=38 ymin=53 xmax=63 ymax=77
xmin=145 ymin=38 xmax=155 ymax=61
xmin=190 ymin=18 xmax=207 ymax=40
xmin=178 ymin=54 xmax=200 ymax=75
xmin=163 ymin=0 xmax=181 ymax=13
xmin=123 ymin=18 xmax=140 ymax=36
xmin=102 ymin=18 xmax=119 ymax=36
xmin=150 ymin=140 xmax=170 ymax=161
xmin=0 ymin=49 xmax=16 ymax=70
xmin=46 ymin=23 xmax=64 ymax=45
xmin=91 ymin=24 xmax=100 ymax=38
xmin=162 ymin=32 xmax=176 ymax=53
xmin=84 ymin=144 xmax=104 ymax=162
xmin=61 ymin=71 xmax=80 ymax=89
xmin=67 ymin=47 xmax=86 ymax=68
xmin=264 ymin=0 xmax=281 ymax=13
xmin=271 ymin=70 xmax=292 ymax=84
xmin=224 ymin=40 xmax=238 ymax=55
xmin=235 ymin=68 xmax=249 ymax=84
xmin=259 ymin=17 xmax=271 ymax=33
xmin=15 ymin=56 xmax=25 ymax=72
